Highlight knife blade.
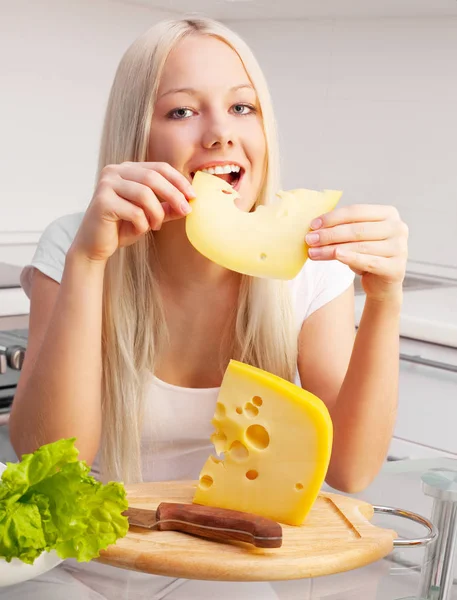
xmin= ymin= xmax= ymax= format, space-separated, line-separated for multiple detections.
xmin=123 ymin=502 xmax=282 ymax=548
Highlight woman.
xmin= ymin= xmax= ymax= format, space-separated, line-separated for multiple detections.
xmin=7 ymin=16 xmax=407 ymax=599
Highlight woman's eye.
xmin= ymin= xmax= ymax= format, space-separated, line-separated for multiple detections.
xmin=168 ymin=107 xmax=194 ymax=119
xmin=232 ymin=104 xmax=256 ymax=115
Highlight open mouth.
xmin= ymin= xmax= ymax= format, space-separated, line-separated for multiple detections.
xmin=191 ymin=165 xmax=244 ymax=190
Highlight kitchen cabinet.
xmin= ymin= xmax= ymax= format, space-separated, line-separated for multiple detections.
xmin=354 ymin=278 xmax=457 ymax=461
xmin=388 ymin=437 xmax=457 ymax=461
xmin=388 ymin=336 xmax=457 ymax=460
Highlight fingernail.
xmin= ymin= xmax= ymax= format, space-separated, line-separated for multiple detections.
xmin=306 ymin=232 xmax=320 ymax=245
xmin=308 ymin=248 xmax=320 ymax=258
xmin=188 ymin=187 xmax=197 ymax=198
xmin=310 ymin=218 xmax=323 ymax=230
xmin=181 ymin=201 xmax=192 ymax=214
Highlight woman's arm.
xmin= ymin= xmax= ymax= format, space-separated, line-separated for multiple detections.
xmin=298 ymin=203 xmax=408 ymax=492
xmin=9 ymin=162 xmax=194 ymax=464
xmin=9 ymin=251 xmax=105 ymax=464
xmin=298 ymin=285 xmax=401 ymax=493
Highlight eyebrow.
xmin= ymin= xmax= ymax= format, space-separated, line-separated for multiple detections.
xmin=158 ymin=84 xmax=256 ymax=100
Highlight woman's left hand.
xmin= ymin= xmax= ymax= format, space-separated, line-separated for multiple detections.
xmin=305 ymin=205 xmax=409 ymax=302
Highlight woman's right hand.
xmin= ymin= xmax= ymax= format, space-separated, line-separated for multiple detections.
xmin=71 ymin=162 xmax=196 ymax=264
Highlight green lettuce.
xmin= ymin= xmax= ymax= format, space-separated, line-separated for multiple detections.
xmin=0 ymin=438 xmax=128 ymax=564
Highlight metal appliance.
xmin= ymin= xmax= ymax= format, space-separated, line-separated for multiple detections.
xmin=0 ymin=329 xmax=27 ymax=414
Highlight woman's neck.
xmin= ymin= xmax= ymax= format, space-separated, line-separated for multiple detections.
xmin=150 ymin=219 xmax=241 ymax=291
xmin=150 ymin=220 xmax=241 ymax=387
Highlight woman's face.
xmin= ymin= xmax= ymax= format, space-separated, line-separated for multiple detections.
xmin=149 ymin=34 xmax=267 ymax=212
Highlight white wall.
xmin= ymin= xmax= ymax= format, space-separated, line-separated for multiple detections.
xmin=0 ymin=0 xmax=174 ymax=264
xmin=1 ymin=8 xmax=456 ymax=277
xmin=226 ymin=18 xmax=457 ymax=276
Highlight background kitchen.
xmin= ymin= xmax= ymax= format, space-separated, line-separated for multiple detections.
xmin=1 ymin=0 xmax=456 ymax=465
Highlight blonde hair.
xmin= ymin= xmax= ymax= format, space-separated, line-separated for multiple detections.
xmin=98 ymin=17 xmax=298 ymax=483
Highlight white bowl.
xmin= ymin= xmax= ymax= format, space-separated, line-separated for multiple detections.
xmin=0 ymin=462 xmax=64 ymax=587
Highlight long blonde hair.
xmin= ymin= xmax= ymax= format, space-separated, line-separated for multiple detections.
xmin=98 ymin=17 xmax=298 ymax=483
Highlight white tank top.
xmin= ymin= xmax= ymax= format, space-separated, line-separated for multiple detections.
xmin=138 ymin=374 xmax=219 ymax=482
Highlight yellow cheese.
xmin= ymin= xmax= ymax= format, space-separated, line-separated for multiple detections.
xmin=186 ymin=171 xmax=342 ymax=280
xmin=192 ymin=360 xmax=333 ymax=526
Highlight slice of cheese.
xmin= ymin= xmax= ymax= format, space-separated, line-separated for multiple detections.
xmin=192 ymin=359 xmax=333 ymax=526
xmin=185 ymin=171 xmax=342 ymax=280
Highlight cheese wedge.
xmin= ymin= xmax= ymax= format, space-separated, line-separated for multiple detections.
xmin=192 ymin=360 xmax=333 ymax=526
xmin=186 ymin=171 xmax=342 ymax=280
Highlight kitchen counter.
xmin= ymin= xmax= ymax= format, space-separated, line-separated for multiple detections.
xmin=355 ymin=275 xmax=457 ymax=348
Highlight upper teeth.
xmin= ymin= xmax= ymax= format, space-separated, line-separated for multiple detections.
xmin=201 ymin=164 xmax=241 ymax=175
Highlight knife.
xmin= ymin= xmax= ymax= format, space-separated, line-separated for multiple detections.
xmin=123 ymin=502 xmax=283 ymax=548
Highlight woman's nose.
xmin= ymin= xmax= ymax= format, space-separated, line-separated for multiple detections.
xmin=201 ymin=115 xmax=234 ymax=149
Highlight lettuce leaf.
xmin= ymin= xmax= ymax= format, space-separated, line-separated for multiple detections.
xmin=0 ymin=438 xmax=79 ymax=505
xmin=0 ymin=438 xmax=128 ymax=564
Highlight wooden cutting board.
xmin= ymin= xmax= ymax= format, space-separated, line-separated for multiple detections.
xmin=97 ymin=480 xmax=397 ymax=581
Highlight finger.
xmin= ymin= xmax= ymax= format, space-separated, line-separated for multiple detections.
xmin=102 ymin=191 xmax=150 ymax=236
xmin=112 ymin=178 xmax=165 ymax=230
xmin=161 ymin=201 xmax=190 ymax=222
xmin=122 ymin=161 xmax=196 ymax=200
xmin=308 ymin=239 xmax=407 ymax=261
xmin=310 ymin=205 xmax=400 ymax=230
xmin=306 ymin=221 xmax=398 ymax=247
xmin=118 ymin=164 xmax=192 ymax=217
xmin=334 ymin=248 xmax=403 ymax=279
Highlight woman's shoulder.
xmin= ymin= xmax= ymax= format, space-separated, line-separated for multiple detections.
xmin=41 ymin=212 xmax=85 ymax=243
xmin=291 ymin=257 xmax=355 ymax=291
xmin=290 ymin=258 xmax=355 ymax=322
xmin=20 ymin=212 xmax=85 ymax=297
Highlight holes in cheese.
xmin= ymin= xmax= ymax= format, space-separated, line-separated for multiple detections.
xmin=215 ymin=402 xmax=226 ymax=418
xmin=245 ymin=424 xmax=270 ymax=450
xmin=235 ymin=407 xmax=243 ymax=415
xmin=244 ymin=402 xmax=259 ymax=418
xmin=193 ymin=359 xmax=333 ymax=526
xmin=185 ymin=171 xmax=342 ymax=280
xmin=228 ymin=441 xmax=249 ymax=462
xmin=211 ymin=431 xmax=227 ymax=454
xmin=200 ymin=475 xmax=214 ymax=489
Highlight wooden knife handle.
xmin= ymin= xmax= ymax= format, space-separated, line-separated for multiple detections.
xmin=156 ymin=502 xmax=282 ymax=548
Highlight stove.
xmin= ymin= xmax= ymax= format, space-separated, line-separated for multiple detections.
xmin=0 ymin=329 xmax=27 ymax=414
